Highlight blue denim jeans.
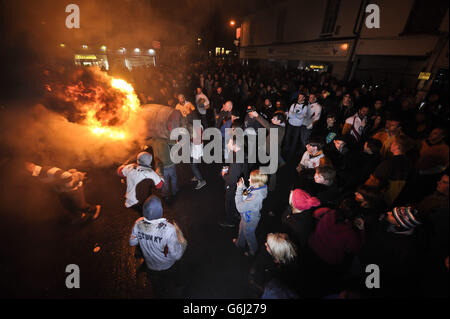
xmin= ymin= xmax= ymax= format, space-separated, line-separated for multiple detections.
xmin=162 ymin=164 xmax=178 ymax=198
xmin=190 ymin=161 xmax=204 ymax=181
xmin=236 ymin=211 xmax=261 ymax=256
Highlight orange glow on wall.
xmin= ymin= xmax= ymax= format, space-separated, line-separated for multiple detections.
xmin=236 ymin=27 xmax=241 ymax=39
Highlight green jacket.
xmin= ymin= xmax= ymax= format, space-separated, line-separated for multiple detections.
xmin=146 ymin=137 xmax=174 ymax=170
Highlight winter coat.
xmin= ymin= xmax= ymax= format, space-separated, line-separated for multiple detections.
xmin=308 ymin=208 xmax=364 ymax=265
xmin=235 ymin=183 xmax=268 ymax=220
xmin=282 ymin=207 xmax=314 ymax=250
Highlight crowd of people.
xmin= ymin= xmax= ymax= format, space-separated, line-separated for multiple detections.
xmin=114 ymin=57 xmax=449 ymax=299
xmin=28 ymin=56 xmax=449 ymax=299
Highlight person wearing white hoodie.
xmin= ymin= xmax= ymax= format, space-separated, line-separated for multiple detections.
xmin=129 ymin=195 xmax=187 ymax=297
xmin=117 ymin=152 xmax=164 ymax=210
xmin=129 ymin=195 xmax=187 ymax=271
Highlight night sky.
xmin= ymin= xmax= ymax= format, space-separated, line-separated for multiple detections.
xmin=0 ymin=0 xmax=282 ymax=49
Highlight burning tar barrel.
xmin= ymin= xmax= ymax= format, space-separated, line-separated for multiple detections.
xmin=141 ymin=104 xmax=185 ymax=140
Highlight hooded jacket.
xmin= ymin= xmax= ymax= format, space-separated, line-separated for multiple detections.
xmin=235 ymin=183 xmax=268 ymax=221
xmin=308 ymin=208 xmax=364 ymax=265
xmin=129 ymin=197 xmax=187 ymax=271
xmin=118 ymin=163 xmax=163 ymax=208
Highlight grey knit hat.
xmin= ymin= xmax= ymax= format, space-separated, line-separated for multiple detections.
xmin=137 ymin=152 xmax=152 ymax=167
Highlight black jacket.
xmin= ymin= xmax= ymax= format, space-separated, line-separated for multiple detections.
xmin=358 ymin=219 xmax=427 ymax=297
xmin=339 ymin=151 xmax=381 ymax=190
xmin=250 ymin=247 xmax=303 ymax=298
xmin=281 ymin=207 xmax=315 ymax=251
xmin=310 ymin=182 xmax=340 ymax=209
xmin=223 ymin=161 xmax=247 ymax=192
xmin=211 ymin=92 xmax=226 ymax=112
xmin=324 ymin=143 xmax=350 ymax=170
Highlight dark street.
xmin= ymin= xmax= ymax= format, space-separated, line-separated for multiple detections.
xmin=0 ymin=158 xmax=292 ymax=299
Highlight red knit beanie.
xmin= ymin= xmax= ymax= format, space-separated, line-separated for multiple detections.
xmin=291 ymin=189 xmax=321 ymax=211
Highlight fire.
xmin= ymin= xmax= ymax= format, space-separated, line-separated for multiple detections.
xmin=86 ymin=77 xmax=140 ymax=140
xmin=61 ymin=69 xmax=141 ymax=140
xmin=91 ymin=126 xmax=126 ymax=140
xmin=111 ymin=78 xmax=140 ymax=112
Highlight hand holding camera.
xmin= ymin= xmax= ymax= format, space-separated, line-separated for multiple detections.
xmin=221 ymin=166 xmax=229 ymax=177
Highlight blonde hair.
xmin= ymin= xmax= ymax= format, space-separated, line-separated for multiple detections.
xmin=266 ymin=233 xmax=297 ymax=264
xmin=250 ymin=169 xmax=268 ymax=187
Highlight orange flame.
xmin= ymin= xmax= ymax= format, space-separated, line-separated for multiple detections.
xmin=63 ymin=71 xmax=140 ymax=140
xmin=86 ymin=78 xmax=140 ymax=140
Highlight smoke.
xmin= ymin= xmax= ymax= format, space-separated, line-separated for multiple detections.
xmin=0 ymin=67 xmax=150 ymax=169
xmin=1 ymin=0 xmax=222 ymax=52
xmin=0 ymin=0 xmax=225 ymax=100
xmin=0 ymin=103 xmax=147 ymax=169
xmin=0 ymin=0 xmax=262 ymax=168
xmin=46 ymin=67 xmax=138 ymax=126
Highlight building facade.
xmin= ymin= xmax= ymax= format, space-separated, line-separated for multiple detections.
xmin=56 ymin=44 xmax=157 ymax=71
xmin=239 ymin=0 xmax=448 ymax=89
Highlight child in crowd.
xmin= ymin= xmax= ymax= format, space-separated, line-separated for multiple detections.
xmin=233 ymin=169 xmax=268 ymax=256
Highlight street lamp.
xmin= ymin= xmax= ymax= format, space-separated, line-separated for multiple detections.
xmin=228 ymin=20 xmax=240 ymax=58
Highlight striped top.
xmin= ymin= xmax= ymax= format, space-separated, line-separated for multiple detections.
xmin=32 ymin=165 xmax=85 ymax=192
